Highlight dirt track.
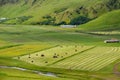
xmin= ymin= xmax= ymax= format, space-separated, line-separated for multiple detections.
xmin=113 ymin=62 xmax=120 ymax=76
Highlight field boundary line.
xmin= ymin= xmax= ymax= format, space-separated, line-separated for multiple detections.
xmin=18 ymin=45 xmax=59 ymax=57
xmin=47 ymin=46 xmax=96 ymax=66
xmin=0 ymin=44 xmax=23 ymax=50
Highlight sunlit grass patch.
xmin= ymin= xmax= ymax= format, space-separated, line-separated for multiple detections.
xmin=19 ymin=45 xmax=92 ymax=66
xmin=0 ymin=44 xmax=53 ymax=57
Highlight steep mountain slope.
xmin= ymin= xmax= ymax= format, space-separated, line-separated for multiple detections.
xmin=0 ymin=0 xmax=120 ymax=25
xmin=79 ymin=10 xmax=120 ymax=31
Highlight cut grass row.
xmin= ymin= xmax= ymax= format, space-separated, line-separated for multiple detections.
xmin=50 ymin=47 xmax=120 ymax=71
xmin=18 ymin=45 xmax=92 ymax=66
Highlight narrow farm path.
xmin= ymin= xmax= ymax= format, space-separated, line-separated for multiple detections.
xmin=113 ymin=62 xmax=120 ymax=76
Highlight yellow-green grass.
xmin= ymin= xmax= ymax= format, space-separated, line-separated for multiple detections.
xmin=18 ymin=45 xmax=92 ymax=66
xmin=0 ymin=0 xmax=118 ymax=25
xmin=0 ymin=57 xmax=120 ymax=80
xmin=0 ymin=44 xmax=52 ymax=57
xmin=0 ymin=68 xmax=72 ymax=80
xmin=79 ymin=10 xmax=120 ymax=31
xmin=0 ymin=57 xmax=104 ymax=80
xmin=0 ymin=40 xmax=6 ymax=46
xmin=50 ymin=47 xmax=120 ymax=71
xmin=0 ymin=40 xmax=14 ymax=48
xmin=89 ymin=31 xmax=120 ymax=35
xmin=0 ymin=25 xmax=119 ymax=46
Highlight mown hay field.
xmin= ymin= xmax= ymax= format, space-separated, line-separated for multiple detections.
xmin=50 ymin=47 xmax=120 ymax=71
xmin=17 ymin=46 xmax=120 ymax=71
xmin=17 ymin=45 xmax=93 ymax=66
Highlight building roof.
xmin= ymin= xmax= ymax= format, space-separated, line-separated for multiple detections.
xmin=104 ymin=39 xmax=119 ymax=43
xmin=60 ymin=25 xmax=77 ymax=28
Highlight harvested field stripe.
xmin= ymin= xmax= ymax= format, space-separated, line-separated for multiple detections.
xmin=64 ymin=47 xmax=114 ymax=69
xmin=74 ymin=48 xmax=116 ymax=69
xmin=47 ymin=46 xmax=95 ymax=66
xmin=50 ymin=47 xmax=120 ymax=71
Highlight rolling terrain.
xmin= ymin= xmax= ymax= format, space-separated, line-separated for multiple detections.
xmin=0 ymin=0 xmax=120 ymax=25
xmin=0 ymin=0 xmax=120 ymax=80
xmin=79 ymin=10 xmax=120 ymax=31
xmin=0 ymin=25 xmax=119 ymax=80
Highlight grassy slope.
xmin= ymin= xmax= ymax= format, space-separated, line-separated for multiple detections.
xmin=0 ymin=0 xmax=120 ymax=24
xmin=79 ymin=10 xmax=120 ymax=31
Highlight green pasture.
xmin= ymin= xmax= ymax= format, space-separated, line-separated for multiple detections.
xmin=0 ymin=44 xmax=52 ymax=57
xmin=0 ymin=68 xmax=72 ymax=80
xmin=79 ymin=10 xmax=120 ymax=31
xmin=18 ymin=45 xmax=92 ymax=66
xmin=0 ymin=0 xmax=120 ymax=79
xmin=0 ymin=24 xmax=119 ymax=80
xmin=0 ymin=25 xmax=119 ymax=46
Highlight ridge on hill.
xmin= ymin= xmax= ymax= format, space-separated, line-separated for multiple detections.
xmin=79 ymin=10 xmax=120 ymax=31
xmin=0 ymin=0 xmax=120 ymax=25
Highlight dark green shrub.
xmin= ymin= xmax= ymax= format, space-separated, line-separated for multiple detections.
xmin=69 ymin=16 xmax=90 ymax=25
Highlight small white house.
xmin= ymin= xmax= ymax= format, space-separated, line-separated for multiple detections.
xmin=60 ymin=25 xmax=77 ymax=28
xmin=104 ymin=39 xmax=120 ymax=43
xmin=0 ymin=18 xmax=7 ymax=20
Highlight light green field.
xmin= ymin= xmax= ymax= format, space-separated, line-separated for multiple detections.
xmin=18 ymin=46 xmax=120 ymax=71
xmin=79 ymin=10 xmax=120 ymax=31
xmin=0 ymin=44 xmax=52 ymax=57
xmin=50 ymin=47 xmax=120 ymax=71
xmin=0 ymin=40 xmax=7 ymax=47
xmin=0 ymin=25 xmax=119 ymax=80
xmin=18 ymin=45 xmax=92 ymax=66
xmin=0 ymin=68 xmax=71 ymax=80
xmin=90 ymin=31 xmax=120 ymax=35
xmin=0 ymin=0 xmax=120 ymax=79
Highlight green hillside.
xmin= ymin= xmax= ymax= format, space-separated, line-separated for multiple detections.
xmin=79 ymin=10 xmax=120 ymax=31
xmin=0 ymin=1 xmax=120 ymax=80
xmin=0 ymin=0 xmax=120 ymax=25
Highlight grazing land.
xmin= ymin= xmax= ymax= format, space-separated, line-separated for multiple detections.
xmin=0 ymin=25 xmax=119 ymax=80
xmin=0 ymin=44 xmax=52 ymax=57
xmin=0 ymin=68 xmax=72 ymax=80
xmin=0 ymin=0 xmax=120 ymax=80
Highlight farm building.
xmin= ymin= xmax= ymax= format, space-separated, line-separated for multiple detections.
xmin=0 ymin=18 xmax=8 ymax=22
xmin=0 ymin=18 xmax=7 ymax=20
xmin=60 ymin=25 xmax=77 ymax=28
xmin=104 ymin=39 xmax=120 ymax=43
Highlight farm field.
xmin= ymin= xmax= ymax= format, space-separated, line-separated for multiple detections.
xmin=0 ymin=44 xmax=52 ymax=57
xmin=50 ymin=47 xmax=120 ymax=71
xmin=90 ymin=31 xmax=120 ymax=35
xmin=0 ymin=0 xmax=120 ymax=79
xmin=17 ymin=46 xmax=120 ymax=71
xmin=0 ymin=25 xmax=119 ymax=80
xmin=17 ymin=45 xmax=93 ymax=66
xmin=0 ymin=68 xmax=72 ymax=80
